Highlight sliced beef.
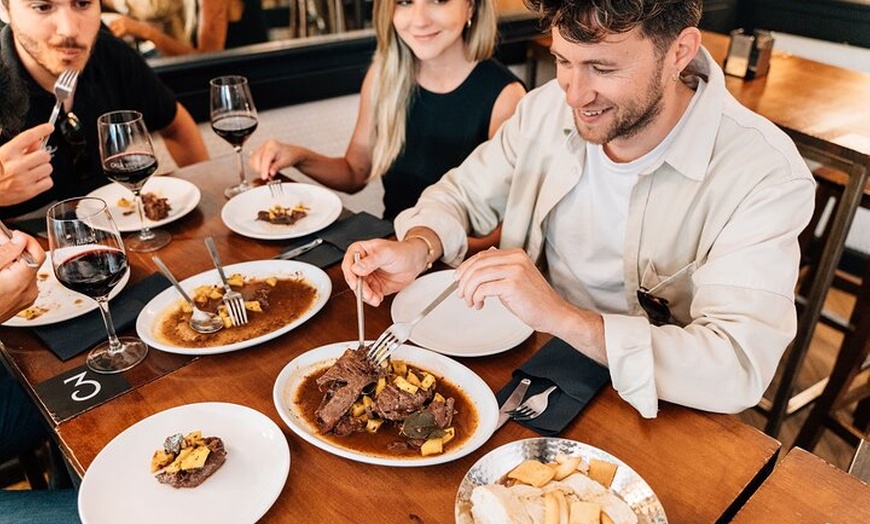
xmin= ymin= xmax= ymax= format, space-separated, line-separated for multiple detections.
xmin=332 ymin=413 xmax=367 ymax=437
xmin=155 ymin=437 xmax=226 ymax=489
xmin=315 ymin=349 xmax=379 ymax=433
xmin=427 ymin=397 xmax=456 ymax=429
xmin=374 ymin=382 xmax=434 ymax=421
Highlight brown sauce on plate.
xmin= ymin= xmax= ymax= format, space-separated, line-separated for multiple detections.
xmin=156 ymin=277 xmax=317 ymax=348
xmin=294 ymin=363 xmax=478 ymax=458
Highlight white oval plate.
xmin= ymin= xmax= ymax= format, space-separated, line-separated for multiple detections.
xmin=273 ymin=341 xmax=498 ymax=467
xmin=220 ymin=183 xmax=342 ymax=240
xmin=78 ymin=402 xmax=290 ymax=524
xmin=391 ymin=270 xmax=533 ymax=357
xmin=86 ymin=176 xmax=201 ymax=232
xmin=455 ymin=437 xmax=667 ymax=524
xmin=3 ymin=257 xmax=130 ymax=327
xmin=136 ymin=259 xmax=331 ymax=355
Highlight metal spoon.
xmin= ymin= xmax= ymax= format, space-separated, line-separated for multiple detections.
xmin=152 ymin=256 xmax=224 ymax=334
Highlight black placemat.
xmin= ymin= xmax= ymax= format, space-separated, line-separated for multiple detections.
xmin=496 ymin=338 xmax=611 ymax=436
xmin=279 ymin=211 xmax=394 ymax=268
xmin=33 ymin=272 xmax=170 ymax=361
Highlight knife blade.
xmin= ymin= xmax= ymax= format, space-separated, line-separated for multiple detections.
xmin=497 ymin=378 xmax=530 ymax=429
xmin=275 ymin=237 xmax=323 ymax=260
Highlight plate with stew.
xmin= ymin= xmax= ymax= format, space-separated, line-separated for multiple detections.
xmin=272 ymin=341 xmax=498 ymax=467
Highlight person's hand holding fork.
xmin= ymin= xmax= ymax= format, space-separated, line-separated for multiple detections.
xmin=0 ymin=123 xmax=55 ymax=207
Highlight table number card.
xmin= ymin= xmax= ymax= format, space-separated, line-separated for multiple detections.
xmin=35 ymin=365 xmax=132 ymax=423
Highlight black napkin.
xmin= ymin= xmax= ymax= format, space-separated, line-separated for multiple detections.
xmin=279 ymin=212 xmax=394 ymax=268
xmin=33 ymin=272 xmax=171 ymax=361
xmin=496 ymin=338 xmax=611 ymax=436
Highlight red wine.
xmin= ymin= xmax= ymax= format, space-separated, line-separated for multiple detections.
xmin=212 ymin=115 xmax=258 ymax=147
xmin=55 ymin=248 xmax=128 ymax=299
xmin=103 ymin=152 xmax=158 ymax=191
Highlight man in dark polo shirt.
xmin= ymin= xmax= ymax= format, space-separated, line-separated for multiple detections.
xmin=0 ymin=0 xmax=208 ymax=220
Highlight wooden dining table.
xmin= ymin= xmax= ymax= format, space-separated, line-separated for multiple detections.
xmin=730 ymin=446 xmax=870 ymax=523
xmin=0 ymin=156 xmax=781 ymax=522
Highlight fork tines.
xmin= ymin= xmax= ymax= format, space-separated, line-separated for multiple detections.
xmin=224 ymin=293 xmax=248 ymax=327
xmin=267 ymin=179 xmax=283 ymax=200
xmin=366 ymin=331 xmax=399 ymax=367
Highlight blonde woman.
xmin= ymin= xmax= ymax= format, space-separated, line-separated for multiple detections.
xmin=250 ymin=0 xmax=525 ymax=252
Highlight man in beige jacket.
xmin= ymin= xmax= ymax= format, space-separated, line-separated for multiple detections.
xmin=342 ymin=0 xmax=815 ymax=418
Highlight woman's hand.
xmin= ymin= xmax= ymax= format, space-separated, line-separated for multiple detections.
xmin=248 ymin=140 xmax=308 ymax=180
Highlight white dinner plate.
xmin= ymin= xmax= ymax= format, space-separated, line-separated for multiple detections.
xmin=455 ymin=438 xmax=667 ymax=524
xmin=78 ymin=402 xmax=290 ymax=524
xmin=2 ymin=257 xmax=130 ymax=327
xmin=136 ymin=259 xmax=331 ymax=355
xmin=391 ymin=270 xmax=533 ymax=357
xmin=220 ymin=183 xmax=342 ymax=240
xmin=272 ymin=341 xmax=499 ymax=467
xmin=86 ymin=176 xmax=201 ymax=232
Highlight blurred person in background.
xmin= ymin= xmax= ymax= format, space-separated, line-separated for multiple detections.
xmin=0 ymin=0 xmax=208 ymax=221
xmin=106 ymin=0 xmax=267 ymax=56
xmin=250 ymin=0 xmax=525 ymax=254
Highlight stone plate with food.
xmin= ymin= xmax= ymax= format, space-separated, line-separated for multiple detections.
xmin=220 ymin=182 xmax=342 ymax=240
xmin=78 ymin=402 xmax=290 ymax=524
xmin=455 ymin=438 xmax=667 ymax=524
xmin=2 ymin=257 xmax=130 ymax=327
xmin=136 ymin=260 xmax=331 ymax=355
xmin=272 ymin=341 xmax=499 ymax=467
xmin=85 ymin=176 xmax=201 ymax=232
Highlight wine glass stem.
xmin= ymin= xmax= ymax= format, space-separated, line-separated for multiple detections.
xmin=235 ymin=146 xmax=246 ymax=186
xmin=95 ymin=297 xmax=123 ymax=355
xmin=133 ymin=190 xmax=155 ymax=241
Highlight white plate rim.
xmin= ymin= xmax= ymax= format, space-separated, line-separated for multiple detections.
xmin=135 ymin=259 xmax=331 ymax=355
xmin=220 ymin=183 xmax=342 ymax=240
xmin=454 ymin=437 xmax=668 ymax=524
xmin=77 ymin=402 xmax=290 ymax=524
xmin=85 ymin=177 xmax=202 ymax=232
xmin=391 ymin=270 xmax=533 ymax=357
xmin=272 ymin=341 xmax=499 ymax=467
xmin=3 ymin=257 xmax=130 ymax=327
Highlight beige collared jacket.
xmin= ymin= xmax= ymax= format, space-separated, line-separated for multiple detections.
xmin=396 ymin=48 xmax=815 ymax=418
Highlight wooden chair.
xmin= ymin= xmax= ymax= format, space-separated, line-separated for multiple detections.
xmin=787 ymin=166 xmax=870 ymax=450
xmin=756 ymin=166 xmax=870 ymax=436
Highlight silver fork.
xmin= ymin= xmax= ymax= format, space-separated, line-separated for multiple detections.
xmin=204 ymin=237 xmax=248 ymax=327
xmin=367 ymin=279 xmax=458 ymax=366
xmin=508 ymin=385 xmax=558 ymax=421
xmin=41 ymin=70 xmax=79 ymax=149
xmin=267 ymin=178 xmax=283 ymax=202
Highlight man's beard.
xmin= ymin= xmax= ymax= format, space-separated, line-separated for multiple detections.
xmin=14 ymin=30 xmax=92 ymax=78
xmin=575 ymin=73 xmax=666 ymax=145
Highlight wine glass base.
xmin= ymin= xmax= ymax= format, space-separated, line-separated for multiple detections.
xmin=224 ymin=182 xmax=251 ymax=199
xmin=86 ymin=336 xmax=149 ymax=374
xmin=126 ymin=229 xmax=171 ymax=252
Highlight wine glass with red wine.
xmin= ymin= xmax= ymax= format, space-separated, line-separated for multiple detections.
xmin=97 ymin=110 xmax=170 ymax=252
xmin=46 ymin=197 xmax=148 ymax=374
xmin=209 ymin=75 xmax=258 ymax=199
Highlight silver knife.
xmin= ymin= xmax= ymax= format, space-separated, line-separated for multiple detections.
xmin=275 ymin=238 xmax=323 ymax=260
xmin=496 ymin=378 xmax=531 ymax=429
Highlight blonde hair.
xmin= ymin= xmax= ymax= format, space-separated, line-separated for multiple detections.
xmin=368 ymin=0 xmax=498 ymax=179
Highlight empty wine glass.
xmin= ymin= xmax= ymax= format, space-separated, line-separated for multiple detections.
xmin=46 ymin=197 xmax=148 ymax=374
xmin=97 ymin=110 xmax=170 ymax=252
xmin=210 ymin=75 xmax=258 ymax=199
